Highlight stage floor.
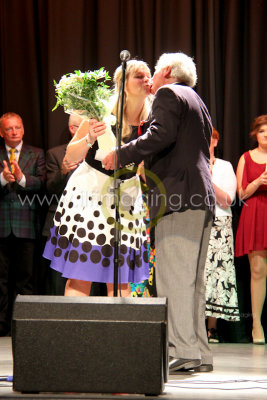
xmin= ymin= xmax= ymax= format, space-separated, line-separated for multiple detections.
xmin=0 ymin=338 xmax=266 ymax=399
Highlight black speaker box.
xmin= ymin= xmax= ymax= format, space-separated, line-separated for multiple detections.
xmin=12 ymin=295 xmax=168 ymax=395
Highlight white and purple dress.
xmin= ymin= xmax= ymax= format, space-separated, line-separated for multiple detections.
xmin=43 ymin=127 xmax=149 ymax=284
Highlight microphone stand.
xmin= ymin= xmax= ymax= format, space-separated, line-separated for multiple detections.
xmin=113 ymin=57 xmax=128 ymax=297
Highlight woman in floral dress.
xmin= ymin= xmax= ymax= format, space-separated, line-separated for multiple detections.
xmin=205 ymin=128 xmax=240 ymax=343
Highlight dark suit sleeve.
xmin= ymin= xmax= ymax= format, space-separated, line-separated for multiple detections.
xmin=120 ymin=87 xmax=183 ymax=166
xmin=46 ymin=149 xmax=70 ymax=196
xmin=19 ymin=149 xmax=46 ymax=192
xmin=0 ymin=157 xmax=10 ymax=195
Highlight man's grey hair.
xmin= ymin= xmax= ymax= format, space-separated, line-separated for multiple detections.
xmin=155 ymin=52 xmax=197 ymax=88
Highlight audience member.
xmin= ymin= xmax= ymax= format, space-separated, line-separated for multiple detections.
xmin=103 ymin=52 xmax=215 ymax=372
xmin=0 ymin=112 xmax=46 ymax=336
xmin=205 ymin=127 xmax=239 ymax=343
xmin=235 ymin=114 xmax=267 ymax=344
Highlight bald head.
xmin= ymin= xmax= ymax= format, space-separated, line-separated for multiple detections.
xmin=68 ymin=114 xmax=82 ymax=137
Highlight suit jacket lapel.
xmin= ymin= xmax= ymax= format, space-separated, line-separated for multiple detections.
xmin=0 ymin=146 xmax=9 ymax=167
xmin=18 ymin=144 xmax=32 ymax=171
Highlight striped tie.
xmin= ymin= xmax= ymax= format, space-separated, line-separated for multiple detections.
xmin=9 ymin=148 xmax=16 ymax=174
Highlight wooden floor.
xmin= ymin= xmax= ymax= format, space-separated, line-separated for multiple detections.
xmin=0 ymin=337 xmax=267 ymax=399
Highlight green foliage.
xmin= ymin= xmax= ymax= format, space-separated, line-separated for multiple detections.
xmin=52 ymin=68 xmax=113 ymax=121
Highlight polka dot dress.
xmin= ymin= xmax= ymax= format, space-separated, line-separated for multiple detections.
xmin=43 ymin=161 xmax=149 ymax=284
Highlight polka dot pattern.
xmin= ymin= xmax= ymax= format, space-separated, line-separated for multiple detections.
xmin=102 ymin=258 xmax=110 ymax=267
xmin=51 ymin=236 xmax=57 ymax=246
xmin=87 ymin=221 xmax=94 ymax=230
xmin=69 ymin=250 xmax=79 ymax=263
xmin=77 ymin=228 xmax=86 ymax=238
xmin=82 ymin=241 xmax=92 ymax=253
xmin=58 ymin=236 xmax=68 ymax=249
xmin=45 ymin=162 xmax=149 ymax=284
xmin=96 ymin=234 xmax=106 ymax=246
xmin=101 ymin=244 xmax=113 ymax=257
xmin=90 ymin=250 xmax=101 ymax=263
xmin=80 ymin=254 xmax=87 ymax=262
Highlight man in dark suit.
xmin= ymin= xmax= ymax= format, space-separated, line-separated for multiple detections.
xmin=0 ymin=112 xmax=46 ymax=336
xmin=103 ymin=53 xmax=215 ymax=372
xmin=41 ymin=114 xmax=82 ymax=295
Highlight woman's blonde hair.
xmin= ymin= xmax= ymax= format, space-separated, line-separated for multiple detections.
xmin=112 ymin=60 xmax=152 ymax=140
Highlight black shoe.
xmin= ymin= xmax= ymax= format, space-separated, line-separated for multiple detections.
xmin=169 ymin=358 xmax=201 ymax=372
xmin=208 ymin=328 xmax=219 ymax=343
xmin=178 ymin=362 xmax=213 ymax=372
xmin=192 ymin=363 xmax=213 ymax=372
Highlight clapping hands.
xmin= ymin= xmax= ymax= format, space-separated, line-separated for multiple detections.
xmin=2 ymin=160 xmax=23 ymax=182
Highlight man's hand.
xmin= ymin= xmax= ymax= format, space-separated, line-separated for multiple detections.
xmin=12 ymin=160 xmax=23 ymax=182
xmin=102 ymin=151 xmax=116 ymax=170
xmin=2 ymin=160 xmax=16 ymax=182
xmin=137 ymin=161 xmax=146 ymax=182
xmin=61 ymin=157 xmax=81 ymax=175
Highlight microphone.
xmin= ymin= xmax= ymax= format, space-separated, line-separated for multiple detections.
xmin=120 ymin=50 xmax=131 ymax=62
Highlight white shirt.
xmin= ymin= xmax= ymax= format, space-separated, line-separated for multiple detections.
xmin=212 ymin=158 xmax=237 ymax=217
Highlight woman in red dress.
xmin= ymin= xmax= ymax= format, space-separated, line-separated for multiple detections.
xmin=235 ymin=115 xmax=267 ymax=344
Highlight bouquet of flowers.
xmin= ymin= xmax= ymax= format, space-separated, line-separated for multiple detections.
xmin=52 ymin=68 xmax=113 ymax=121
xmin=52 ymin=68 xmax=116 ymax=163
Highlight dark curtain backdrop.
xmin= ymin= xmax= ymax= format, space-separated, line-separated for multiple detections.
xmin=0 ymin=0 xmax=267 ymax=339
xmin=1 ymin=0 xmax=266 ymax=166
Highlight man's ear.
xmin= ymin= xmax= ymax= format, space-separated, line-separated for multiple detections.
xmin=163 ymin=66 xmax=172 ymax=78
xmin=69 ymin=125 xmax=74 ymax=136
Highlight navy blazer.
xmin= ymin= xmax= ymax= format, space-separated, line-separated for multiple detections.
xmin=120 ymin=83 xmax=215 ymax=222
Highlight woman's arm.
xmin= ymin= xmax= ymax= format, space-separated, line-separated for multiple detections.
xmin=213 ymin=161 xmax=237 ymax=208
xmin=236 ymin=154 xmax=266 ymax=200
xmin=213 ymin=183 xmax=233 ymax=209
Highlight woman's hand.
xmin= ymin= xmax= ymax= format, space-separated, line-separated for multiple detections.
xmin=237 ymin=154 xmax=267 ymax=200
xmin=253 ymin=170 xmax=267 ymax=188
xmin=88 ymin=119 xmax=107 ymax=143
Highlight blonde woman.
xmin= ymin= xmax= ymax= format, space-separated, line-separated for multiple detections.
xmin=43 ymin=60 xmax=152 ymax=297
